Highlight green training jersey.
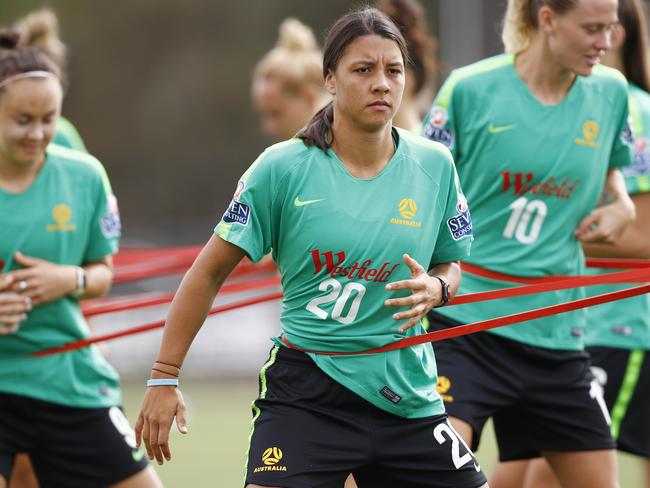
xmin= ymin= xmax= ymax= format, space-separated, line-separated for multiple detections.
xmin=0 ymin=144 xmax=122 ymax=408
xmin=52 ymin=116 xmax=87 ymax=152
xmin=422 ymin=54 xmax=633 ymax=350
xmin=215 ymin=128 xmax=472 ymax=418
xmin=585 ymin=83 xmax=650 ymax=350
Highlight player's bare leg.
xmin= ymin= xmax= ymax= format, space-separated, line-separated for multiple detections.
xmin=448 ymin=416 xmax=473 ymax=446
xmin=527 ymin=450 xmax=618 ymax=488
xmin=489 ymin=459 xmax=531 ymax=488
xmin=7 ymin=454 xmax=38 ymax=488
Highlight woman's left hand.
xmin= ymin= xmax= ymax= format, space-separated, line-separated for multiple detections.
xmin=384 ymin=254 xmax=441 ymax=333
xmin=575 ymin=198 xmax=636 ymax=244
xmin=5 ymin=251 xmax=76 ymax=306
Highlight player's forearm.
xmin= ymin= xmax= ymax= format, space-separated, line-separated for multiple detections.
xmin=428 ymin=261 xmax=461 ymax=300
xmin=155 ymin=235 xmax=246 ymax=368
xmin=80 ymin=258 xmax=114 ymax=299
xmin=155 ymin=265 xmax=223 ymax=368
xmin=583 ymin=192 xmax=650 ymax=259
xmin=604 ymin=169 xmax=635 ymax=217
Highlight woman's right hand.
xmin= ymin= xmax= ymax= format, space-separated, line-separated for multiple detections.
xmin=0 ymin=274 xmax=32 ymax=335
xmin=135 ymin=386 xmax=188 ymax=465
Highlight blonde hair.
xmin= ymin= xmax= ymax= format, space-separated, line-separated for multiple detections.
xmin=254 ymin=18 xmax=323 ymax=93
xmin=13 ymin=9 xmax=66 ymax=69
xmin=502 ymin=0 xmax=577 ymax=53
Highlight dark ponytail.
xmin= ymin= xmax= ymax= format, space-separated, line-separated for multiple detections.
xmin=297 ymin=7 xmax=408 ymax=152
xmin=0 ymin=29 xmax=20 ymax=50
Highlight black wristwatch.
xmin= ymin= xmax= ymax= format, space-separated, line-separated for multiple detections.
xmin=433 ymin=275 xmax=450 ymax=307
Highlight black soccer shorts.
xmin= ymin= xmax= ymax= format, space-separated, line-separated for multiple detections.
xmin=0 ymin=392 xmax=149 ymax=488
xmin=245 ymin=345 xmax=487 ymax=488
xmin=428 ymin=310 xmax=615 ymax=461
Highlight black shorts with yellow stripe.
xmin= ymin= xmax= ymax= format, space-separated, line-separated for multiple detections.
xmin=588 ymin=346 xmax=650 ymax=458
xmin=245 ymin=345 xmax=487 ymax=488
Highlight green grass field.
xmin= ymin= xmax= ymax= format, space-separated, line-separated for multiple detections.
xmin=121 ymin=380 xmax=644 ymax=487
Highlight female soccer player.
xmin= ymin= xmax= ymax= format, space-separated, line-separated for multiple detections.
xmin=510 ymin=0 xmax=650 ymax=486
xmin=377 ymin=0 xmax=438 ymax=132
xmin=251 ymin=18 xmax=329 ymax=141
xmin=0 ymin=34 xmax=161 ymax=488
xmin=137 ymin=7 xmax=486 ymax=488
xmin=422 ymin=0 xmax=634 ymax=486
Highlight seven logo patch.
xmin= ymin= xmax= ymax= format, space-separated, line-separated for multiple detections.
xmin=223 ymin=200 xmax=250 ymax=226
xmin=447 ymin=200 xmax=472 ymax=240
xmin=100 ymin=195 xmax=121 ymax=238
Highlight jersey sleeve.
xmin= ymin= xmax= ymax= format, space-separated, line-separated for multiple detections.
xmin=430 ymin=155 xmax=473 ymax=266
xmin=609 ymin=91 xmax=635 ymax=170
xmin=214 ymin=152 xmax=274 ymax=262
xmin=85 ymin=173 xmax=121 ymax=262
xmin=421 ymin=73 xmax=459 ymax=160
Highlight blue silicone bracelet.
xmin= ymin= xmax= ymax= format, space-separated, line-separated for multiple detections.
xmin=146 ymin=378 xmax=179 ymax=387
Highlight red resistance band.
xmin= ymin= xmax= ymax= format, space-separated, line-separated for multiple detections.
xmin=83 ymin=261 xmax=650 ymax=318
xmin=33 ymin=265 xmax=650 ymax=358
xmin=282 ymin=283 xmax=650 ymax=356
xmin=82 ymin=276 xmax=281 ymax=317
xmin=112 ymin=246 xmax=276 ymax=283
xmin=110 ymin=245 xmax=650 ymax=284
xmin=33 ymin=291 xmax=284 ymax=358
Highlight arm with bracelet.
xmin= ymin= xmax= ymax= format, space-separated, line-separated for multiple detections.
xmin=136 ymin=236 xmax=246 ymax=465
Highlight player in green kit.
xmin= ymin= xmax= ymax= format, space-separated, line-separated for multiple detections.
xmin=137 ymin=8 xmax=486 ymax=488
xmin=515 ymin=1 xmax=650 ymax=486
xmin=422 ymin=0 xmax=635 ymax=487
xmin=2 ymin=11 xmax=119 ymax=488
xmin=0 ymin=35 xmax=161 ymax=488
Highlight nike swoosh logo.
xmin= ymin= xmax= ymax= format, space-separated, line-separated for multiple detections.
xmin=488 ymin=123 xmax=517 ymax=134
xmin=132 ymin=448 xmax=146 ymax=462
xmin=474 ymin=462 xmax=481 ymax=472
xmin=294 ymin=197 xmax=324 ymax=207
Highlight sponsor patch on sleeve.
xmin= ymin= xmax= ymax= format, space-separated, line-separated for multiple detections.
xmin=223 ymin=199 xmax=250 ymax=226
xmin=100 ymin=194 xmax=121 ymax=238
xmin=423 ymin=120 xmax=455 ymax=149
xmin=624 ymin=137 xmax=650 ymax=176
xmin=447 ymin=202 xmax=472 ymax=241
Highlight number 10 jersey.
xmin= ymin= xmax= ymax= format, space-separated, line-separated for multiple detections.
xmin=422 ymin=53 xmax=634 ymax=350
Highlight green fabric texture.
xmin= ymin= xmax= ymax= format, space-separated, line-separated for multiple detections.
xmin=215 ymin=129 xmax=472 ymax=418
xmin=422 ymin=54 xmax=634 ymax=350
xmin=0 ymin=146 xmax=122 ymax=408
